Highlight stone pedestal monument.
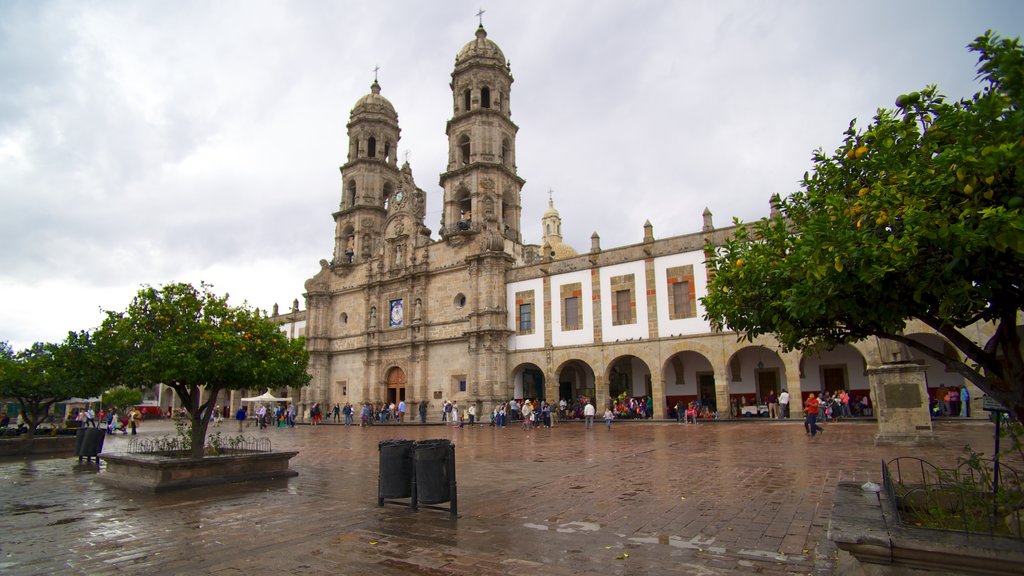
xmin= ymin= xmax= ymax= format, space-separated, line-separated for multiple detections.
xmin=867 ymin=337 xmax=938 ymax=446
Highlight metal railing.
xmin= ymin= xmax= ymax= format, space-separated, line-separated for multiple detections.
xmin=126 ymin=435 xmax=272 ymax=456
xmin=882 ymin=456 xmax=1023 ymax=539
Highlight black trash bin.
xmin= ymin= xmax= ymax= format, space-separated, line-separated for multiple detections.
xmin=414 ymin=439 xmax=457 ymax=516
xmin=75 ymin=427 xmax=106 ymax=462
xmin=378 ymin=439 xmax=415 ymax=506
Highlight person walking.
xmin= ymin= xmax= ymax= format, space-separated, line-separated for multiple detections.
xmin=959 ymin=386 xmax=970 ymax=417
xmin=468 ymin=403 xmax=476 ymax=425
xmin=419 ymin=400 xmax=428 ymax=424
xmin=583 ymin=401 xmax=596 ymax=428
xmin=603 ymin=407 xmax=614 ymax=430
xmin=804 ymin=393 xmax=823 ymax=437
xmin=235 ymin=406 xmax=247 ymax=432
xmin=398 ymin=399 xmax=406 ymax=424
xmin=778 ymin=389 xmax=790 ymax=419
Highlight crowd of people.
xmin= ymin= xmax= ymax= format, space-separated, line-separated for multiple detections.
xmin=108 ymin=384 xmax=971 ymax=436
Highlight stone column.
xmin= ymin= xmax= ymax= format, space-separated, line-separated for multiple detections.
xmin=781 ymin=351 xmax=803 ymax=419
xmin=650 ymin=372 xmax=667 ymax=419
xmin=714 ymin=369 xmax=731 ymax=420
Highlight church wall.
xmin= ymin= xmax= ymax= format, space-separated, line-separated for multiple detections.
xmin=550 ymin=269 xmax=594 ymax=347
xmin=653 ymin=250 xmax=712 ymax=337
xmin=599 ymin=260 xmax=650 ymax=342
xmin=506 ymin=278 xmax=544 ymax=350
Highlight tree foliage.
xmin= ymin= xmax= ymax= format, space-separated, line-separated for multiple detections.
xmin=0 ymin=332 xmax=107 ymax=437
xmin=702 ymin=32 xmax=1024 ymax=420
xmin=94 ymin=282 xmax=310 ymax=456
xmin=101 ymin=386 xmax=143 ymax=412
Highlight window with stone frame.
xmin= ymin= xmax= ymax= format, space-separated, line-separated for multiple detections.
xmin=516 ymin=290 xmax=535 ymax=335
xmin=561 ymin=282 xmax=582 ymax=331
xmin=610 ymin=274 xmax=635 ymax=326
xmin=667 ymin=265 xmax=697 ymax=319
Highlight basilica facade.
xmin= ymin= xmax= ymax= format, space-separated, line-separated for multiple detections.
xmin=257 ymin=24 xmax=983 ymax=422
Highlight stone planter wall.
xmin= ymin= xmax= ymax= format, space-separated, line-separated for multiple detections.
xmin=98 ymin=450 xmax=299 ymax=492
xmin=829 ymin=481 xmax=1024 ymax=575
xmin=0 ymin=435 xmax=77 ymax=457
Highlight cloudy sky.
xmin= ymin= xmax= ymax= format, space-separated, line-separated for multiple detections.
xmin=1 ymin=0 xmax=1020 ymax=350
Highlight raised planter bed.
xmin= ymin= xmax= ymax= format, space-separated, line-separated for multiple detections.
xmin=0 ymin=435 xmax=77 ymax=457
xmin=829 ymin=481 xmax=1024 ymax=575
xmin=98 ymin=450 xmax=299 ymax=492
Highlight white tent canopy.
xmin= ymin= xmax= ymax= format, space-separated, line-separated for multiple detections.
xmin=240 ymin=390 xmax=292 ymax=403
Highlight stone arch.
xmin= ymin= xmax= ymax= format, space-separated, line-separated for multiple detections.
xmin=383 ymin=181 xmax=394 ymax=211
xmin=724 ymin=346 xmax=787 ymax=417
xmin=662 ymin=350 xmax=715 ymax=417
xmin=554 ymin=358 xmax=597 ymax=408
xmin=501 ymin=137 xmax=512 ymax=168
xmin=345 ymin=179 xmax=356 ymax=208
xmin=510 ymin=362 xmax=545 ymax=401
xmin=458 ymin=134 xmax=471 ymax=165
xmin=341 ymin=224 xmax=356 ymax=263
xmin=368 ymin=136 xmax=377 ymax=158
xmin=906 ymin=332 xmax=969 ymax=404
xmin=606 ymin=354 xmax=653 ymax=417
xmin=800 ymin=343 xmax=868 ymax=395
xmin=481 ymin=85 xmax=491 ymax=108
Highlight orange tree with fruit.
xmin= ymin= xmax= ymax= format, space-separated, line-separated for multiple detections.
xmin=702 ymin=32 xmax=1024 ymax=421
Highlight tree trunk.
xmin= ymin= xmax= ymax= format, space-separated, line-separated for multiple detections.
xmin=189 ymin=414 xmax=210 ymax=458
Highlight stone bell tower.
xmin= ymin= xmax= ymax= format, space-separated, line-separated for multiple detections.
xmin=332 ymin=79 xmax=402 ymax=265
xmin=438 ymin=24 xmax=525 ymax=256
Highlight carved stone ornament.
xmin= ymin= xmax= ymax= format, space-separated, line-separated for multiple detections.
xmin=480 ymin=177 xmax=495 ymax=191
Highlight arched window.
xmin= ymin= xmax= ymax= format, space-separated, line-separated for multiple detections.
xmin=346 ymin=180 xmax=356 ymax=208
xmin=367 ymin=137 xmax=377 ymax=158
xmin=383 ymin=182 xmax=394 ymax=210
xmin=501 ymin=138 xmax=511 ymax=167
xmin=459 ymin=135 xmax=471 ymax=166
xmin=383 ymin=141 xmax=391 ymax=162
xmin=481 ymin=86 xmax=491 ymax=109
xmin=463 ymin=89 xmax=471 ymax=112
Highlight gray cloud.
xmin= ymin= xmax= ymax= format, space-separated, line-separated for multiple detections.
xmin=1 ymin=0 xmax=1021 ymax=349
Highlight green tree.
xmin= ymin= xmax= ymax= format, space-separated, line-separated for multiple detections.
xmin=702 ymin=32 xmax=1024 ymax=421
xmin=102 ymin=386 xmax=143 ymax=413
xmin=0 ymin=332 xmax=107 ymax=438
xmin=94 ymin=282 xmax=310 ymax=457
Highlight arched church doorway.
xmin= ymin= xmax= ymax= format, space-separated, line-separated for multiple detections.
xmin=386 ymin=367 xmax=406 ymax=405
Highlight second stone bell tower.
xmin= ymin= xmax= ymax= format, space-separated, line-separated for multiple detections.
xmin=438 ymin=24 xmax=525 ymax=257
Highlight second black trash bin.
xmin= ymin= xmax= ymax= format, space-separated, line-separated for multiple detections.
xmin=75 ymin=427 xmax=106 ymax=462
xmin=378 ymin=439 xmax=415 ymax=504
xmin=414 ymin=439 xmax=455 ymax=506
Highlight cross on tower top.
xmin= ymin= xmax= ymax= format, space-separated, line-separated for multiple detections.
xmin=476 ymin=8 xmax=485 ymax=26
xmin=373 ymin=65 xmax=380 ymax=82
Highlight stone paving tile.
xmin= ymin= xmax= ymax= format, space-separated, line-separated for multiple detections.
xmin=1 ymin=419 xmax=1018 ymax=575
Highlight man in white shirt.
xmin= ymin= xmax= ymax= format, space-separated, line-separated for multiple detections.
xmin=778 ymin=390 xmax=790 ymax=419
xmin=583 ymin=402 xmax=596 ymax=428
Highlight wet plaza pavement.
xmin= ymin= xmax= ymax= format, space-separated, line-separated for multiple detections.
xmin=0 ymin=417 xmax=1012 ymax=575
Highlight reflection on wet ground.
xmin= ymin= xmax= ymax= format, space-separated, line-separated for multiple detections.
xmin=0 ymin=419 xmax=1011 ymax=575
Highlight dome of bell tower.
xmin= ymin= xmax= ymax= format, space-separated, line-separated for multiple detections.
xmin=455 ymin=25 xmax=507 ymax=67
xmin=350 ymin=80 xmax=397 ymax=121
